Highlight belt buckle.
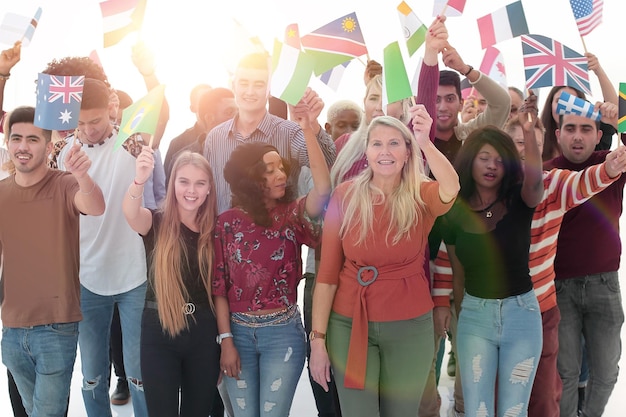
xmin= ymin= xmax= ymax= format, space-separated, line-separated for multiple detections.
xmin=357 ymin=266 xmax=378 ymax=287
xmin=182 ymin=303 xmax=196 ymax=315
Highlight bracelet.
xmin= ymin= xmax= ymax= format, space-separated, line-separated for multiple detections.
xmin=0 ymin=72 xmax=10 ymax=81
xmin=139 ymin=70 xmax=155 ymax=77
xmin=79 ymin=181 xmax=97 ymax=195
xmin=134 ymin=178 xmax=146 ymax=186
xmin=128 ymin=184 xmax=143 ymax=200
xmin=461 ymin=65 xmax=473 ymax=77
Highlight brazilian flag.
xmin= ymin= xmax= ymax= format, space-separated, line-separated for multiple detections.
xmin=114 ymin=84 xmax=165 ymax=149
xmin=617 ymin=83 xmax=626 ymax=133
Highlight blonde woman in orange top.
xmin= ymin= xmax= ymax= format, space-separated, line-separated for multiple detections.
xmin=310 ymin=106 xmax=459 ymax=417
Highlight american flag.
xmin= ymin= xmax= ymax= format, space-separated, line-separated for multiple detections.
xmin=48 ymin=75 xmax=85 ymax=104
xmin=521 ymin=34 xmax=591 ymax=96
xmin=569 ymin=0 xmax=603 ymax=37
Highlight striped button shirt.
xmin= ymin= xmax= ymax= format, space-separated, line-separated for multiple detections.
xmin=204 ymin=112 xmax=336 ymax=214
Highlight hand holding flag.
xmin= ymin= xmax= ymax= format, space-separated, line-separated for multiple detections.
xmin=115 ymin=84 xmax=165 ymax=149
xmin=63 ymin=137 xmax=93 ymax=180
xmin=0 ymin=41 xmax=21 ymax=76
xmin=619 ymin=83 xmax=626 ymax=133
xmin=0 ymin=7 xmax=42 ymax=47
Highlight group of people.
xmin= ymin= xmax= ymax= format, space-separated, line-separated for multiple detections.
xmin=0 ymin=13 xmax=623 ymax=417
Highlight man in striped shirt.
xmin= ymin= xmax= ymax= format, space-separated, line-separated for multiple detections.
xmin=432 ymin=102 xmax=625 ymax=417
xmin=203 ymin=52 xmax=336 ymax=214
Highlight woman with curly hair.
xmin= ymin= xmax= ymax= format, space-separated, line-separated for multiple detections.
xmin=122 ymin=148 xmax=219 ymax=417
xmin=212 ymin=102 xmax=331 ymax=417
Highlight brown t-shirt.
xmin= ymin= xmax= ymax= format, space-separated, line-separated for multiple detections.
xmin=0 ymin=170 xmax=81 ymax=327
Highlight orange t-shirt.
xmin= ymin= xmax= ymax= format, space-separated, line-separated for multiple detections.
xmin=317 ymin=179 xmax=454 ymax=388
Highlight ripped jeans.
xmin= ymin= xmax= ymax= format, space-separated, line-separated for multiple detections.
xmin=224 ymin=306 xmax=306 ymax=417
xmin=457 ymin=290 xmax=542 ymax=417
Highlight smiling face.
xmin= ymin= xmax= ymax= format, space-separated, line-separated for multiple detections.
xmin=8 ymin=122 xmax=52 ymax=178
xmin=436 ymin=84 xmax=463 ymax=134
xmin=472 ymin=143 xmax=505 ymax=191
xmin=365 ymin=124 xmax=409 ymax=184
xmin=174 ymin=164 xmax=211 ymax=215
xmin=261 ymin=151 xmax=287 ymax=207
xmin=556 ymin=113 xmax=601 ymax=164
xmin=232 ymin=66 xmax=269 ymax=116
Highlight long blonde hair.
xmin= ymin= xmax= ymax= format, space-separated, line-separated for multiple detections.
xmin=339 ymin=116 xmax=430 ymax=246
xmin=153 ymin=151 xmax=217 ymax=337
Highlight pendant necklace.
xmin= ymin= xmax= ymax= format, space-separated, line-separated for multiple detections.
xmin=476 ymin=200 xmax=498 ymax=218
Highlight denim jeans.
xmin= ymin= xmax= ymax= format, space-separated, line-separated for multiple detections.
xmin=556 ymin=272 xmax=624 ymax=417
xmin=79 ymin=282 xmax=148 ymax=417
xmin=457 ymin=290 xmax=542 ymax=417
xmin=224 ymin=306 xmax=306 ymax=417
xmin=2 ymin=322 xmax=78 ymax=417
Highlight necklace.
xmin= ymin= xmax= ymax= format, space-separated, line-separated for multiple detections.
xmin=475 ymin=200 xmax=498 ymax=218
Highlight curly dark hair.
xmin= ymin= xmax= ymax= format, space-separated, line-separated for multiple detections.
xmin=42 ymin=56 xmax=110 ymax=87
xmin=453 ymin=125 xmax=523 ymax=204
xmin=223 ymin=142 xmax=293 ymax=227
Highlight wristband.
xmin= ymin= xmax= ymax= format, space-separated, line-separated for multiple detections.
xmin=216 ymin=332 xmax=234 ymax=344
xmin=461 ymin=65 xmax=473 ymax=77
xmin=134 ymin=178 xmax=146 ymax=186
xmin=0 ymin=73 xmax=10 ymax=81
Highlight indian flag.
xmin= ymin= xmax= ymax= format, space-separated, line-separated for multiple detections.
xmin=382 ymin=41 xmax=413 ymax=109
xmin=397 ymin=1 xmax=427 ymax=57
xmin=270 ymin=39 xmax=314 ymax=105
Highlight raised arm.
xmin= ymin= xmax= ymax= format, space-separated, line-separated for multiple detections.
xmin=586 ymin=52 xmax=618 ymax=106
xmin=291 ymin=88 xmax=332 ymax=218
xmin=411 ymin=104 xmax=459 ymax=203
xmin=0 ymin=42 xmax=21 ymax=128
xmin=63 ymin=139 xmax=105 ymax=216
xmin=122 ymin=145 xmax=154 ymax=235
xmin=518 ymin=94 xmax=543 ymax=208
xmin=132 ymin=41 xmax=169 ymax=149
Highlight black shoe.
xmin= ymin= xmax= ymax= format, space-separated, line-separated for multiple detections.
xmin=111 ymin=379 xmax=130 ymax=406
xmin=577 ymin=385 xmax=585 ymax=416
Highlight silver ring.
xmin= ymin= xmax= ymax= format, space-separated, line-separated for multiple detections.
xmin=223 ymin=369 xmax=227 ymax=374
xmin=182 ymin=303 xmax=196 ymax=315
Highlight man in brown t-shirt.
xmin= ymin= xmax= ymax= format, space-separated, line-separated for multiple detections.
xmin=0 ymin=106 xmax=104 ymax=417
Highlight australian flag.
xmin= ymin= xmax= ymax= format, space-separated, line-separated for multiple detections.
xmin=34 ymin=73 xmax=84 ymax=131
xmin=521 ymin=34 xmax=591 ymax=96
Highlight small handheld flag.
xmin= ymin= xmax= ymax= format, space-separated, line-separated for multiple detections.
xmin=477 ymin=1 xmax=529 ymax=50
xmin=555 ymin=91 xmax=600 ymax=121
xmin=618 ymin=83 xmax=626 ymax=133
xmin=34 ymin=73 xmax=84 ymax=131
xmin=382 ymin=41 xmax=413 ymax=108
xmin=271 ymin=35 xmax=314 ymax=106
xmin=397 ymin=1 xmax=427 ymax=57
xmin=0 ymin=7 xmax=42 ymax=47
xmin=100 ymin=0 xmax=146 ymax=48
xmin=115 ymin=84 xmax=165 ymax=149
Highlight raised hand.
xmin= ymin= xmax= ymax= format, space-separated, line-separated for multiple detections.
xmin=0 ymin=41 xmax=21 ymax=76
xmin=135 ymin=145 xmax=155 ymax=185
xmin=410 ymin=104 xmax=433 ymax=148
xmin=64 ymin=138 xmax=92 ymax=179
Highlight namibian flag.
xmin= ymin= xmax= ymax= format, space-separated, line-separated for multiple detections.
xmin=301 ymin=12 xmax=368 ymax=76
xmin=617 ymin=83 xmax=626 ymax=133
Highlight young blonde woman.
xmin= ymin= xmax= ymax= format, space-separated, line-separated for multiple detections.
xmin=122 ymin=148 xmax=219 ymax=417
xmin=310 ymin=107 xmax=459 ymax=417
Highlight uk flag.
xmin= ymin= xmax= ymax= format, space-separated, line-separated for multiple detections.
xmin=34 ymin=73 xmax=85 ymax=131
xmin=521 ymin=34 xmax=591 ymax=96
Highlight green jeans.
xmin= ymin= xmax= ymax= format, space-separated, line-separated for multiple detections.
xmin=327 ymin=311 xmax=434 ymax=417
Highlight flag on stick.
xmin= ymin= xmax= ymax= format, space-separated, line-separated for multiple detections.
xmin=115 ymin=84 xmax=165 ymax=149
xmin=556 ymin=91 xmax=600 ymax=120
xmin=0 ymin=7 xmax=42 ymax=46
xmin=618 ymin=83 xmax=626 ymax=133
xmin=100 ymin=0 xmax=146 ymax=48
xmin=34 ymin=73 xmax=84 ymax=131
xmin=301 ymin=12 xmax=368 ymax=76
xmin=569 ymin=0 xmax=603 ymax=37
xmin=382 ymin=41 xmax=413 ymax=109
xmin=521 ymin=34 xmax=591 ymax=96
xmin=271 ymin=31 xmax=314 ymax=105
xmin=397 ymin=2 xmax=427 ymax=57
xmin=477 ymin=1 xmax=529 ymax=50
xmin=479 ymin=46 xmax=507 ymax=89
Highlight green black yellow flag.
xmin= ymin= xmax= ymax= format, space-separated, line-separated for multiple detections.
xmin=617 ymin=83 xmax=626 ymax=133
xmin=114 ymin=84 xmax=165 ymax=150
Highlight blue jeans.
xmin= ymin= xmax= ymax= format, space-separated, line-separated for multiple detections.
xmin=2 ymin=322 xmax=78 ymax=417
xmin=79 ymin=283 xmax=148 ymax=417
xmin=224 ymin=306 xmax=306 ymax=417
xmin=457 ymin=290 xmax=542 ymax=417
xmin=556 ymin=272 xmax=624 ymax=417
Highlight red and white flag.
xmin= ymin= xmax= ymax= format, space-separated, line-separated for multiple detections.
xmin=433 ymin=0 xmax=467 ymax=17
xmin=479 ymin=47 xmax=507 ymax=89
xmin=569 ymin=0 xmax=603 ymax=37
xmin=100 ymin=0 xmax=146 ymax=48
